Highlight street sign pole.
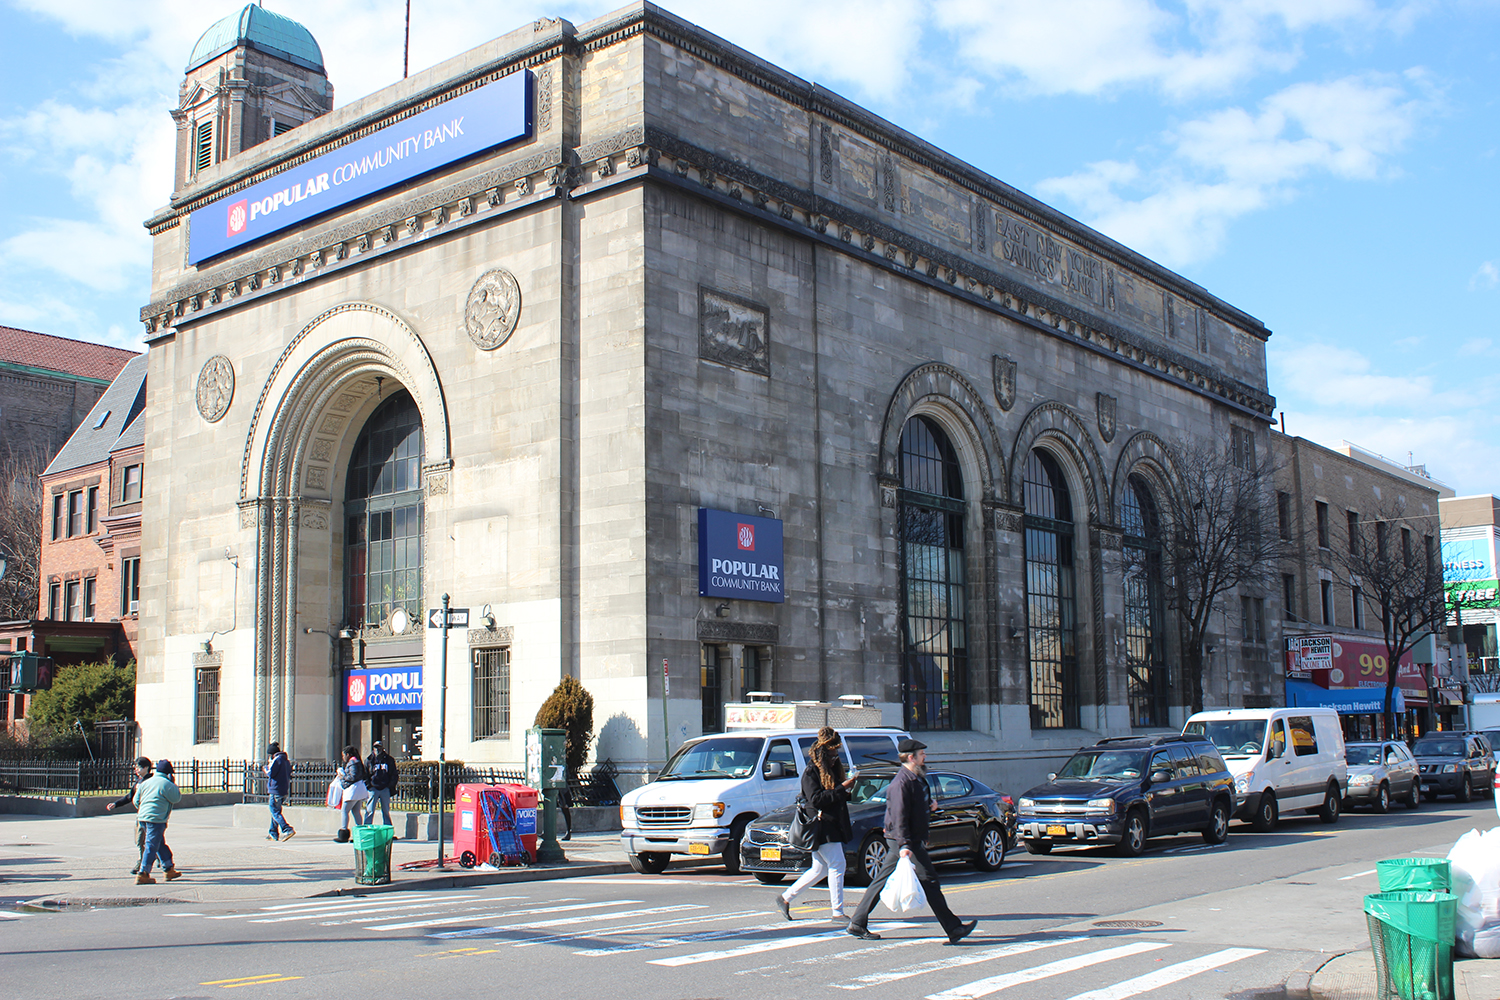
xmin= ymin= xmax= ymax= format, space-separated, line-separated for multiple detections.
xmin=661 ymin=657 xmax=670 ymax=761
xmin=436 ymin=593 xmax=450 ymax=869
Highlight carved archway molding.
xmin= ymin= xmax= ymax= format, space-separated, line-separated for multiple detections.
xmin=1008 ymin=401 xmax=1106 ymax=521
xmin=1111 ymin=430 xmax=1182 ymax=526
xmin=878 ymin=361 xmax=1008 ymax=504
xmin=239 ymin=302 xmax=451 ymax=754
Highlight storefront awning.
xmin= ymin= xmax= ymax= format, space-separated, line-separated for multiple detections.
xmin=1435 ymin=688 xmax=1464 ymax=706
xmin=1285 ymin=679 xmax=1404 ymax=715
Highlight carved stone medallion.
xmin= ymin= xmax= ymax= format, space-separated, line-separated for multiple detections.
xmin=699 ymin=287 xmax=769 ymax=376
xmin=195 ymin=355 xmax=235 ymax=423
xmin=464 ymin=268 xmax=523 ymax=350
xmin=992 ymin=355 xmax=1016 ymax=412
xmin=1097 ymin=392 xmax=1117 ymax=443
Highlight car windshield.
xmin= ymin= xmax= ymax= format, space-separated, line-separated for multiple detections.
xmin=1412 ymin=739 xmax=1464 ymax=757
xmin=1057 ymin=750 xmax=1147 ymax=781
xmin=849 ymin=773 xmax=894 ymax=805
xmin=1184 ymin=720 xmax=1267 ymax=756
xmin=658 ymin=737 xmax=764 ymax=779
xmin=1346 ymin=745 xmax=1383 ymax=766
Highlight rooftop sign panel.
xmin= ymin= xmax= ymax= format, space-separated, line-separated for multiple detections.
xmin=187 ymin=70 xmax=533 ymax=265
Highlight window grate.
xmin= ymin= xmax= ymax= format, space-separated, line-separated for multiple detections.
xmin=472 ymin=648 xmax=510 ymax=740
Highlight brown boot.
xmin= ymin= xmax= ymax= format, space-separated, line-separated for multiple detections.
xmin=136 ymin=873 xmax=156 ymax=885
xmin=164 ymin=868 xmax=182 ymax=881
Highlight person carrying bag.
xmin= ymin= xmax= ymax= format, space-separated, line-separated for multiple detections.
xmin=335 ymin=745 xmax=370 ymax=842
xmin=775 ymin=727 xmax=856 ymax=925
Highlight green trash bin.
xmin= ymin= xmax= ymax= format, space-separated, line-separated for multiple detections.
xmin=1377 ymin=858 xmax=1452 ymax=893
xmin=353 ymin=824 xmax=395 ymax=885
xmin=1363 ymin=891 xmax=1457 ymax=1000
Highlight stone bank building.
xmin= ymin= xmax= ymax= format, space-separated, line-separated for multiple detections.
xmin=138 ymin=4 xmax=1277 ymax=787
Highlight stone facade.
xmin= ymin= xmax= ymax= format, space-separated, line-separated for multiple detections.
xmin=138 ymin=5 xmax=1278 ymax=790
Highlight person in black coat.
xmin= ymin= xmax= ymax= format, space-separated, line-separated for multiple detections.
xmin=776 ymin=727 xmax=856 ymax=924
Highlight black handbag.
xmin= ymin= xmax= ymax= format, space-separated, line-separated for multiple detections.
xmin=787 ymin=794 xmax=816 ymax=850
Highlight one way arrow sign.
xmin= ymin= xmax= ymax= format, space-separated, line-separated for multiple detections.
xmin=427 ymin=608 xmax=470 ymax=629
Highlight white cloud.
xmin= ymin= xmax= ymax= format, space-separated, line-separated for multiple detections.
xmin=1273 ymin=342 xmax=1443 ymax=409
xmin=1472 ymin=261 xmax=1500 ymax=290
xmin=1282 ymin=408 xmax=1499 ymax=497
xmin=1035 ymin=74 xmax=1428 ymax=265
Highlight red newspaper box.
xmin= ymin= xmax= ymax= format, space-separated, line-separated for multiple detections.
xmin=453 ymin=783 xmax=538 ymax=866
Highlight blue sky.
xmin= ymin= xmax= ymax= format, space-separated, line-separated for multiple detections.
xmin=2 ymin=0 xmax=1497 ymax=494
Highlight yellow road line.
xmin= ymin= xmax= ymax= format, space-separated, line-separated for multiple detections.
xmin=201 ymin=974 xmax=304 ymax=988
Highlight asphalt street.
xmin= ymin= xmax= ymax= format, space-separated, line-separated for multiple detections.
xmin=4 ymin=798 xmax=1496 ymax=1000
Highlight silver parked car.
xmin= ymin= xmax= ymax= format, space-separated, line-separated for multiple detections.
xmin=1344 ymin=740 xmax=1421 ymax=812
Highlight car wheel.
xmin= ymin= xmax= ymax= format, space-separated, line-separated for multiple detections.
xmin=1459 ymin=775 xmax=1474 ymax=803
xmin=1024 ymin=839 xmax=1053 ymax=855
xmin=1405 ymin=780 xmax=1421 ymax=810
xmin=1319 ymin=784 xmax=1341 ymax=823
xmin=1202 ymin=799 xmax=1230 ymax=845
xmin=753 ymin=871 xmax=786 ymax=885
xmin=1373 ymin=783 xmax=1390 ymax=814
xmin=1251 ymin=792 xmax=1278 ymax=832
xmin=1116 ymin=810 xmax=1148 ymax=857
xmin=722 ymin=819 xmax=748 ymax=874
xmin=851 ymin=834 xmax=887 ymax=886
xmin=628 ymin=851 xmax=670 ymax=874
xmin=974 ymin=825 xmax=1007 ymax=872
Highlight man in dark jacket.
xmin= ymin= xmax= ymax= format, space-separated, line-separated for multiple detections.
xmin=265 ymin=742 xmax=295 ymax=841
xmin=845 ymin=739 xmax=976 ymax=944
xmin=364 ymin=740 xmax=399 ymax=833
xmin=105 ymin=756 xmax=156 ymax=874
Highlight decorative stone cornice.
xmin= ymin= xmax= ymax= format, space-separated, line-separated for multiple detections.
xmin=696 ymin=620 xmax=779 ymax=645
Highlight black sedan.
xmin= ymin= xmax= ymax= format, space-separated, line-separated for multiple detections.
xmin=739 ymin=766 xmax=1015 ymax=885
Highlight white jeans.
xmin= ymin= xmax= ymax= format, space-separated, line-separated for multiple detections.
xmin=781 ymin=841 xmax=846 ymax=917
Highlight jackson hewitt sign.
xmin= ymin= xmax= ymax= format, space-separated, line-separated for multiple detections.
xmin=187 ymin=70 xmax=533 ymax=265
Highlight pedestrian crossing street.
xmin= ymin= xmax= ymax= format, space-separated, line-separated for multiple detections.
xmin=165 ymin=891 xmax=1266 ymax=998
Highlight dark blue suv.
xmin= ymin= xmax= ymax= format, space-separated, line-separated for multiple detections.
xmin=1016 ymin=734 xmax=1235 ymax=857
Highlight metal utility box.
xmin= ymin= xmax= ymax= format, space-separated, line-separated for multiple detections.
xmin=723 ymin=692 xmax=882 ymax=730
xmin=526 ymin=727 xmax=567 ymax=790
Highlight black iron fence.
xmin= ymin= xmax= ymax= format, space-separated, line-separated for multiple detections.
xmin=0 ymin=756 xmax=622 ymax=810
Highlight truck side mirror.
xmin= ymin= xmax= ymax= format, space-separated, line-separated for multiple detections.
xmin=1149 ymin=769 xmax=1172 ymax=785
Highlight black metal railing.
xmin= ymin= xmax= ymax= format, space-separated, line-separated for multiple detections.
xmin=0 ymin=758 xmax=246 ymax=797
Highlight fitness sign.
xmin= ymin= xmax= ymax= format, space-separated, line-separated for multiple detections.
xmin=345 ymin=664 xmax=423 ymax=711
xmin=187 ymin=69 xmax=533 ymax=264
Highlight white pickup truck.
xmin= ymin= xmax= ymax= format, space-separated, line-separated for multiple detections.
xmin=619 ymin=728 xmax=906 ymax=873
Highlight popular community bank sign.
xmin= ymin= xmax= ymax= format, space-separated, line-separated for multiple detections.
xmin=187 ymin=70 xmax=534 ymax=265
xmin=699 ymin=508 xmax=785 ymax=603
xmin=345 ymin=665 xmax=423 ymax=711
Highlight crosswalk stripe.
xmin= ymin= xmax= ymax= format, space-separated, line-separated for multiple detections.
xmin=648 ymin=922 xmax=924 ymax=967
xmin=924 ymin=941 xmax=1170 ymax=1000
xmin=249 ymin=897 xmax=506 ymax=924
xmin=201 ymin=894 xmax=498 ymax=920
xmin=512 ymin=910 xmax=765 ymax=949
xmin=572 ymin=919 xmax=792 ymax=957
xmin=371 ymin=899 xmax=644 ymax=931
xmin=244 ymin=894 xmax=471 ymax=912
xmin=427 ymin=904 xmax=706 ymax=938
xmin=1056 ymin=946 xmax=1264 ymax=1000
xmin=830 ymin=936 xmax=1089 ymax=990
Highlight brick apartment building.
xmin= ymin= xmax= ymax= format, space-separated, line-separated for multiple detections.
xmin=1 ymin=355 xmax=146 ymax=734
xmin=1273 ymin=433 xmax=1451 ymax=738
xmin=0 ymin=325 xmax=137 ymax=460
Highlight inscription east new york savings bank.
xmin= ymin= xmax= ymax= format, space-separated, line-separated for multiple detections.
xmin=996 ymin=211 xmax=1106 ymax=306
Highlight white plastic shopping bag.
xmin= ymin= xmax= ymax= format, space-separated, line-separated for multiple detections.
xmin=879 ymin=854 xmax=928 ymax=914
xmin=326 ymin=777 xmax=343 ymax=808
xmin=343 ymin=779 xmax=370 ymax=803
xmin=1448 ymin=827 xmax=1500 ymax=958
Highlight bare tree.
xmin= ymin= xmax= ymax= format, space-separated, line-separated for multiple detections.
xmin=1334 ymin=501 xmax=1447 ymax=736
xmin=1159 ymin=436 xmax=1284 ymax=714
xmin=0 ymin=447 xmax=45 ymax=620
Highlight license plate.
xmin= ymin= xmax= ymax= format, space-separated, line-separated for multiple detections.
xmin=759 ymin=847 xmax=782 ymax=861
xmin=688 ymin=843 xmax=711 ymax=855
xmin=1046 ymin=825 xmax=1067 ymax=837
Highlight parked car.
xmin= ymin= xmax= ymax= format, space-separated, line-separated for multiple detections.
xmin=1412 ymin=733 xmax=1496 ymax=802
xmin=619 ymin=728 xmax=906 ymax=874
xmin=738 ymin=765 xmax=1015 ymax=885
xmin=1343 ymin=740 xmax=1421 ymax=812
xmin=1015 ymin=734 xmax=1235 ymax=857
xmin=1183 ymin=707 xmax=1347 ymax=831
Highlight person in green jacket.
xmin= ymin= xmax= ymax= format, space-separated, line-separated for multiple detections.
xmin=133 ymin=759 xmax=183 ymax=884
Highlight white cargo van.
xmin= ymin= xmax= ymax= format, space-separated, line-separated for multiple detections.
xmin=619 ymin=728 xmax=906 ymax=874
xmin=1183 ymin=708 xmax=1347 ymax=832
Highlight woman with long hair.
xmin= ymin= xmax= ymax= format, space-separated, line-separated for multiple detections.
xmin=776 ymin=727 xmax=856 ymax=923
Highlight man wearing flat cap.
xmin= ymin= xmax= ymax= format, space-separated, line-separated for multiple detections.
xmin=846 ymin=738 xmax=976 ymax=944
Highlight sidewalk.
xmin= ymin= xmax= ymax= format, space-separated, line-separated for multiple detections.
xmin=0 ymin=804 xmax=634 ymax=907
xmin=1288 ymin=949 xmax=1496 ymax=1000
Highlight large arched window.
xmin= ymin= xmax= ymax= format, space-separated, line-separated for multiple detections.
xmin=898 ymin=416 xmax=968 ymax=731
xmin=1024 ymin=449 xmax=1077 ymax=729
xmin=344 ymin=391 xmax=424 ymax=629
xmin=1122 ymin=474 xmax=1169 ymax=727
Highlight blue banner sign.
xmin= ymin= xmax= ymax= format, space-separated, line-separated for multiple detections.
xmin=345 ymin=664 xmax=423 ymax=711
xmin=698 ymin=508 xmax=785 ymax=603
xmin=188 ymin=70 xmax=533 ymax=264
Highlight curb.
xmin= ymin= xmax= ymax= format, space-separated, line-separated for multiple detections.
xmin=311 ymin=861 xmax=637 ymax=897
xmin=1284 ymin=951 xmax=1340 ymax=1000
